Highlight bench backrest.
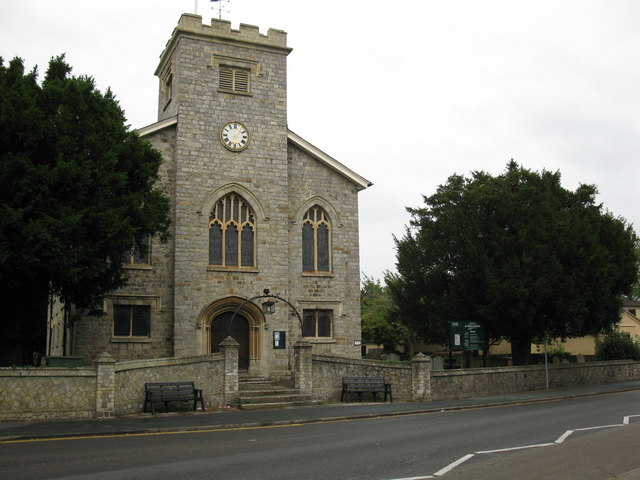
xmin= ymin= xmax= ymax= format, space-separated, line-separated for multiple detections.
xmin=145 ymin=381 xmax=196 ymax=393
xmin=342 ymin=376 xmax=386 ymax=385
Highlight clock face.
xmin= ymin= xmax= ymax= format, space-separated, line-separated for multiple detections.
xmin=220 ymin=122 xmax=249 ymax=151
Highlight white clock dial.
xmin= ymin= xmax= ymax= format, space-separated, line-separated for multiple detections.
xmin=220 ymin=122 xmax=249 ymax=151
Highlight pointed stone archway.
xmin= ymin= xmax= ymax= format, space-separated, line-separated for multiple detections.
xmin=201 ymin=297 xmax=264 ymax=373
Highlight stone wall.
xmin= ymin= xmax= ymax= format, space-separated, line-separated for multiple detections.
xmin=0 ymin=368 xmax=97 ymax=420
xmin=430 ymin=360 xmax=640 ymax=400
xmin=115 ymin=354 xmax=225 ymax=414
xmin=311 ymin=354 xmax=413 ymax=402
xmin=3 ymin=353 xmax=639 ymax=421
xmin=0 ymin=350 xmax=232 ymax=421
xmin=310 ymin=355 xmax=640 ymax=404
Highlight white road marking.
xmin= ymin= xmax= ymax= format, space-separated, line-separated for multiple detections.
xmin=433 ymin=454 xmax=475 ymax=476
xmin=575 ymin=423 xmax=623 ymax=431
xmin=384 ymin=413 xmax=640 ymax=480
xmin=387 ymin=476 xmax=434 ymax=480
xmin=555 ymin=430 xmax=574 ymax=443
xmin=476 ymin=442 xmax=554 ymax=454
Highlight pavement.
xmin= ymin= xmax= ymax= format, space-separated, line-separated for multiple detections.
xmin=2 ymin=380 xmax=640 ymax=442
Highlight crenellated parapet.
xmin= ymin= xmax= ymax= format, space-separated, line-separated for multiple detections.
xmin=156 ymin=13 xmax=291 ymax=76
xmin=165 ymin=13 xmax=288 ymax=51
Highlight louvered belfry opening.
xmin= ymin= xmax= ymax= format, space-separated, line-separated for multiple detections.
xmin=219 ymin=66 xmax=250 ymax=94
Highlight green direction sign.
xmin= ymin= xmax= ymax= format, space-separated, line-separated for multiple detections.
xmin=450 ymin=321 xmax=485 ymax=351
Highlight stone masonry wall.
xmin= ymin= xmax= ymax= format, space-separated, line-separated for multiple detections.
xmin=72 ymin=14 xmax=366 ymax=378
xmin=160 ymin=17 xmax=293 ymax=363
xmin=115 ymin=354 xmax=224 ymax=414
xmin=430 ymin=360 xmax=640 ymax=400
xmin=0 ymin=368 xmax=97 ymax=420
xmin=312 ymin=355 xmax=412 ymax=402
xmin=311 ymin=356 xmax=640 ymax=403
xmin=2 ymin=356 xmax=640 ymax=420
xmin=287 ymin=146 xmax=363 ymax=360
xmin=0 ymin=354 xmax=225 ymax=421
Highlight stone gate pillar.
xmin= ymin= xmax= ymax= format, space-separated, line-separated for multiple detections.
xmin=294 ymin=341 xmax=313 ymax=394
xmin=412 ymin=353 xmax=432 ymax=401
xmin=95 ymin=352 xmax=116 ymax=418
xmin=220 ymin=336 xmax=239 ymax=405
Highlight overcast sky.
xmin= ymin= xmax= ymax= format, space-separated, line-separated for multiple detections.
xmin=2 ymin=0 xmax=639 ymax=281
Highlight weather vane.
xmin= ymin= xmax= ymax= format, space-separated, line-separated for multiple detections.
xmin=194 ymin=0 xmax=230 ymax=20
xmin=210 ymin=0 xmax=230 ymax=20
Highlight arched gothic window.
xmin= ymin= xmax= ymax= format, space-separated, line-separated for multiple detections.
xmin=209 ymin=193 xmax=255 ymax=267
xmin=302 ymin=206 xmax=331 ymax=273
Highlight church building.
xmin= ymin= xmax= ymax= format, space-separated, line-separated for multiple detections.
xmin=67 ymin=14 xmax=371 ymax=378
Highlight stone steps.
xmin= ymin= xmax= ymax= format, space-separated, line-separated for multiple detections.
xmin=236 ymin=376 xmax=321 ymax=410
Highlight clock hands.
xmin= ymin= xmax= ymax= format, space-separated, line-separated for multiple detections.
xmin=232 ymin=127 xmax=242 ymax=144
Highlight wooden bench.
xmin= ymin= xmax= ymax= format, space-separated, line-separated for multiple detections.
xmin=341 ymin=376 xmax=393 ymax=403
xmin=144 ymin=381 xmax=205 ymax=414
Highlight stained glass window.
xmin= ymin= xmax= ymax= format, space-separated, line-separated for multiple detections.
xmin=209 ymin=194 xmax=255 ymax=267
xmin=302 ymin=206 xmax=331 ymax=273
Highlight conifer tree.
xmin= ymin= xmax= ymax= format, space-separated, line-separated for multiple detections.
xmin=0 ymin=56 xmax=170 ymax=364
xmin=388 ymin=161 xmax=638 ymax=365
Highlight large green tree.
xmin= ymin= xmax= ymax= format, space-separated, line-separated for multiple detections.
xmin=360 ymin=275 xmax=407 ymax=352
xmin=388 ymin=161 xmax=638 ymax=365
xmin=0 ymin=56 xmax=171 ymax=364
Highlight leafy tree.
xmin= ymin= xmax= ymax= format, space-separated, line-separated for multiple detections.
xmin=389 ymin=161 xmax=638 ymax=365
xmin=596 ymin=330 xmax=640 ymax=361
xmin=361 ymin=275 xmax=407 ymax=351
xmin=629 ymin=240 xmax=640 ymax=300
xmin=0 ymin=56 xmax=171 ymax=364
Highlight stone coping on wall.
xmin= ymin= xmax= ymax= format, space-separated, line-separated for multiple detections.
xmin=430 ymin=359 xmax=638 ymax=377
xmin=0 ymin=367 xmax=96 ymax=377
xmin=115 ymin=353 xmax=223 ymax=372
xmin=313 ymin=354 xmax=411 ymax=371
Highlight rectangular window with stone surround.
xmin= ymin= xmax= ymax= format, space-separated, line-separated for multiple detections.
xmin=113 ymin=305 xmax=150 ymax=337
xmin=302 ymin=309 xmax=332 ymax=338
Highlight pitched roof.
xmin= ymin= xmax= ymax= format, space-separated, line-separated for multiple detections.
xmin=137 ymin=116 xmax=178 ymax=137
xmin=287 ymin=130 xmax=372 ymax=191
xmin=137 ymin=118 xmax=373 ymax=191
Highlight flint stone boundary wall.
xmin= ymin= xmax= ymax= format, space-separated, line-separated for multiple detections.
xmin=310 ymin=355 xmax=640 ymax=403
xmin=0 ymin=353 xmax=227 ymax=421
xmin=311 ymin=354 xmax=413 ymax=402
xmin=0 ymin=368 xmax=97 ymax=420
xmin=430 ymin=359 xmax=640 ymax=400
xmin=114 ymin=354 xmax=224 ymax=415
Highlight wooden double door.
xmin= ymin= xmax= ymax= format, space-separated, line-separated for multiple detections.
xmin=211 ymin=311 xmax=250 ymax=370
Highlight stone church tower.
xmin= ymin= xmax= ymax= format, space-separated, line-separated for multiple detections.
xmin=71 ymin=14 xmax=370 ymax=378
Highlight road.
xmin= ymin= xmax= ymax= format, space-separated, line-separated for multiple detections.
xmin=1 ymin=390 xmax=639 ymax=479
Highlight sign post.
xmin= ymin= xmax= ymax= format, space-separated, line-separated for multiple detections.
xmin=449 ymin=321 xmax=486 ymax=368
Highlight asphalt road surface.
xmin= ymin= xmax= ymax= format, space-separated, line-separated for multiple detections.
xmin=1 ymin=390 xmax=639 ymax=479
